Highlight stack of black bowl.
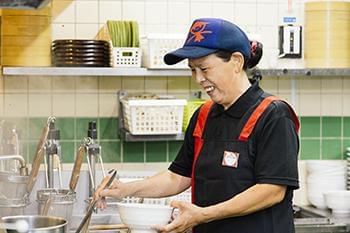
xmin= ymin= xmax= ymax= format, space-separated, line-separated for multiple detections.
xmin=51 ymin=40 xmax=112 ymax=67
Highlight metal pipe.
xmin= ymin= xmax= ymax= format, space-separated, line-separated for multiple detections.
xmin=0 ymin=154 xmax=27 ymax=169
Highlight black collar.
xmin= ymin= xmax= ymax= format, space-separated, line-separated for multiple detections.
xmin=210 ymin=82 xmax=264 ymax=118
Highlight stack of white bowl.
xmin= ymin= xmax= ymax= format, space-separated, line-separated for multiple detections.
xmin=346 ymin=147 xmax=350 ymax=190
xmin=306 ymin=160 xmax=346 ymax=209
xmin=324 ymin=190 xmax=350 ymax=217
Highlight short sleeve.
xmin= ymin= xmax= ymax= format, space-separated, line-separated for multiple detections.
xmin=168 ymin=109 xmax=199 ymax=178
xmin=253 ymin=101 xmax=300 ymax=189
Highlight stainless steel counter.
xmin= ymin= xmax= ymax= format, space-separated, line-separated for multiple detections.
xmin=294 ymin=206 xmax=350 ymax=233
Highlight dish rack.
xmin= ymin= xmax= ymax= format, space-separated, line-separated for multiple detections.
xmin=141 ymin=34 xmax=188 ymax=69
xmin=118 ymin=91 xmax=187 ymax=135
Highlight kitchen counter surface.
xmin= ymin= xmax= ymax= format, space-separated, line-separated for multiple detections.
xmin=294 ymin=205 xmax=350 ymax=233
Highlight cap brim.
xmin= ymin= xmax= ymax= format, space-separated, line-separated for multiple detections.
xmin=164 ymin=46 xmax=218 ymax=65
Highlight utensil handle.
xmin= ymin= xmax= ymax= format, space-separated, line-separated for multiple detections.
xmin=69 ymin=145 xmax=85 ymax=191
xmin=75 ymin=170 xmax=117 ymax=233
xmin=41 ymin=196 xmax=52 ymax=215
xmin=26 ymin=125 xmax=49 ymax=194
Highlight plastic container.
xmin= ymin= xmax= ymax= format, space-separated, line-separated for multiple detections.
xmin=141 ymin=34 xmax=188 ymax=69
xmin=113 ymin=47 xmax=141 ymax=67
xmin=121 ymin=98 xmax=187 ymax=135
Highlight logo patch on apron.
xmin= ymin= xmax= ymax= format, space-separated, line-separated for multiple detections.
xmin=222 ymin=151 xmax=239 ymax=168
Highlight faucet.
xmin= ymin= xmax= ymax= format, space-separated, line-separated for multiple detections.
xmin=86 ymin=121 xmax=106 ymax=197
xmin=44 ymin=118 xmax=63 ymax=188
xmin=0 ymin=154 xmax=28 ymax=175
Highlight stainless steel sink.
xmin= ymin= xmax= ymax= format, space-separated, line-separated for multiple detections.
xmin=294 ymin=206 xmax=350 ymax=233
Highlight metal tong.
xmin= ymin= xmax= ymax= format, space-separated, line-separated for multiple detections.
xmin=75 ymin=169 xmax=117 ymax=233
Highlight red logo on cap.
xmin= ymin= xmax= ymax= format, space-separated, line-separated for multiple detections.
xmin=186 ymin=21 xmax=212 ymax=43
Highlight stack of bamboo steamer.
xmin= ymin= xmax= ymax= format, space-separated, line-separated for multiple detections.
xmin=305 ymin=1 xmax=350 ymax=68
xmin=1 ymin=7 xmax=52 ymax=66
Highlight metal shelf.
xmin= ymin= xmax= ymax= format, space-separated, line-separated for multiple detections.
xmin=2 ymin=66 xmax=350 ymax=77
xmin=2 ymin=67 xmax=191 ymax=76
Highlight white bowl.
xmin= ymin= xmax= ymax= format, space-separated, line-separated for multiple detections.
xmin=307 ymin=194 xmax=327 ymax=209
xmin=116 ymin=203 xmax=173 ymax=233
xmin=306 ymin=160 xmax=345 ymax=174
xmin=324 ymin=191 xmax=350 ymax=216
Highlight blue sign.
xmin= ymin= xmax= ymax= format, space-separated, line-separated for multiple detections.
xmin=283 ymin=17 xmax=296 ymax=23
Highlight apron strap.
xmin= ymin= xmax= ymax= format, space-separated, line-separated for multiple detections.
xmin=238 ymin=96 xmax=300 ymax=141
xmin=191 ymin=100 xmax=213 ymax=203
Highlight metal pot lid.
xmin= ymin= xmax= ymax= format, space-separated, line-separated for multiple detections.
xmin=37 ymin=188 xmax=76 ymax=203
xmin=0 ymin=171 xmax=29 ymax=182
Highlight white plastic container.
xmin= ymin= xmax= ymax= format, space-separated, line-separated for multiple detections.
xmin=113 ymin=47 xmax=141 ymax=67
xmin=121 ymin=99 xmax=187 ymax=135
xmin=141 ymin=34 xmax=188 ymax=69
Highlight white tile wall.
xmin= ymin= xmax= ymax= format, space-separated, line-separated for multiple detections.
xmin=52 ymin=23 xmax=75 ymax=39
xmin=3 ymin=0 xmax=350 ymax=121
xmin=0 ymin=94 xmax=4 ymax=116
xmin=76 ymin=1 xmax=99 ymax=23
xmin=76 ymin=93 xmax=99 ymax=116
xmin=212 ymin=2 xmax=234 ymax=22
xmin=4 ymin=94 xmax=28 ymax=117
xmin=49 ymin=0 xmax=307 ymax=68
xmin=4 ymin=76 xmax=28 ymax=93
xmin=28 ymin=94 xmax=52 ymax=116
xmin=28 ymin=76 xmax=52 ymax=93
xmin=99 ymin=0 xmax=122 ymax=22
xmin=99 ymin=93 xmax=118 ymax=117
xmin=52 ymin=0 xmax=75 ymax=23
xmin=52 ymin=93 xmax=76 ymax=116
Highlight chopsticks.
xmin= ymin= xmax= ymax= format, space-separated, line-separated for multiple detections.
xmin=75 ymin=169 xmax=117 ymax=233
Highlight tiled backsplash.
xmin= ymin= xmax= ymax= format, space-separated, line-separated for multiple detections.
xmin=300 ymin=117 xmax=350 ymax=160
xmin=0 ymin=117 xmax=183 ymax=164
xmin=1 ymin=116 xmax=349 ymax=164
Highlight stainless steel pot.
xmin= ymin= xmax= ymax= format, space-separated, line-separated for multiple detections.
xmin=36 ymin=189 xmax=75 ymax=227
xmin=1 ymin=215 xmax=67 ymax=233
xmin=0 ymin=171 xmax=28 ymax=200
xmin=0 ymin=197 xmax=30 ymax=218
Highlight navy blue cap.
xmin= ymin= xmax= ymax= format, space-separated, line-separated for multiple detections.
xmin=164 ymin=18 xmax=251 ymax=65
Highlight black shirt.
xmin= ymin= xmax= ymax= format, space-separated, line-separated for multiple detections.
xmin=169 ymin=81 xmax=299 ymax=233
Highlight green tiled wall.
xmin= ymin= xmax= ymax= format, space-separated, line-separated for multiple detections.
xmin=2 ymin=116 xmax=349 ymax=163
xmin=0 ymin=117 xmax=182 ymax=163
xmin=300 ymin=116 xmax=350 ymax=160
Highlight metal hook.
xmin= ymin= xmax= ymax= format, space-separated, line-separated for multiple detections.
xmin=46 ymin=116 xmax=56 ymax=126
xmin=83 ymin=137 xmax=92 ymax=146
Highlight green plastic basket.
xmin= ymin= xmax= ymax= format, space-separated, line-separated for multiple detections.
xmin=182 ymin=99 xmax=206 ymax=132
